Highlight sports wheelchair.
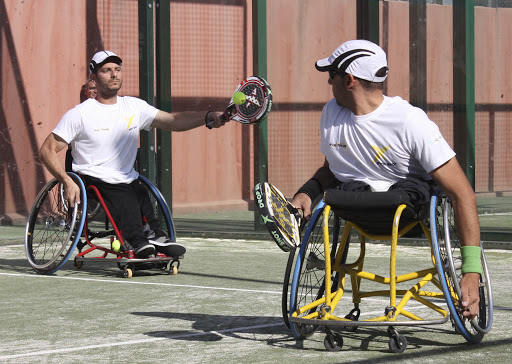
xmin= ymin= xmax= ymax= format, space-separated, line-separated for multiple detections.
xmin=282 ymin=187 xmax=493 ymax=353
xmin=25 ymin=172 xmax=180 ymax=278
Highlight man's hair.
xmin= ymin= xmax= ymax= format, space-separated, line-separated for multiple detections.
xmin=355 ymin=66 xmax=388 ymax=91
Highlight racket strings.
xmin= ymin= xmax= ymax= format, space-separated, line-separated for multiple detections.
xmin=268 ymin=191 xmax=300 ymax=244
xmin=239 ymin=85 xmax=265 ymax=117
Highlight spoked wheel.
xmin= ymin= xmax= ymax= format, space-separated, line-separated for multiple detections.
xmin=430 ymin=189 xmax=493 ymax=343
xmin=289 ymin=201 xmax=342 ymax=339
xmin=282 ymin=196 xmax=323 ymax=329
xmin=25 ymin=173 xmax=87 ymax=274
xmin=138 ymin=175 xmax=176 ymax=242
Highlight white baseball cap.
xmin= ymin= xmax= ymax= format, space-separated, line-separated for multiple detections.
xmin=315 ymin=40 xmax=388 ymax=82
xmin=89 ymin=50 xmax=122 ymax=73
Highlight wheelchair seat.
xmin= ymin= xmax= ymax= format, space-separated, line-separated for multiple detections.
xmin=323 ymin=188 xmax=428 ymax=235
xmin=286 ymin=186 xmax=493 ymax=353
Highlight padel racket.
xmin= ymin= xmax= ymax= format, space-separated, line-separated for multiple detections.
xmin=207 ymin=76 xmax=272 ymax=128
xmin=253 ymin=182 xmax=302 ymax=252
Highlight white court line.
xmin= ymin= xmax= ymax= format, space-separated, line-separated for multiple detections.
xmin=479 ymin=212 xmax=512 ymax=216
xmin=0 ymin=322 xmax=283 ymax=360
xmin=0 ymin=272 xmax=282 ymax=295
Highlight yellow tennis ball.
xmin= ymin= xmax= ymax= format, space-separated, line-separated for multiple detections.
xmin=112 ymin=239 xmax=121 ymax=252
xmin=233 ymin=91 xmax=246 ymax=105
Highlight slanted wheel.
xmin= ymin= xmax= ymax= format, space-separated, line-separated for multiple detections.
xmin=282 ymin=196 xmax=324 ymax=329
xmin=289 ymin=201 xmax=343 ymax=339
xmin=25 ymin=172 xmax=87 ymax=274
xmin=282 ymin=249 xmax=296 ymax=329
xmin=430 ymin=189 xmax=493 ymax=343
xmin=388 ymin=328 xmax=407 ymax=353
xmin=324 ymin=333 xmax=343 ymax=352
xmin=138 ymin=175 xmax=176 ymax=242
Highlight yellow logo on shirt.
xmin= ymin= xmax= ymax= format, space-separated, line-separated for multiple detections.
xmin=126 ymin=115 xmax=134 ymax=130
xmin=371 ymin=145 xmax=391 ymax=164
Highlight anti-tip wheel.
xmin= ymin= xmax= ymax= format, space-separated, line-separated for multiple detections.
xmin=74 ymin=258 xmax=83 ymax=269
xmin=170 ymin=265 xmax=178 ymax=275
xmin=123 ymin=268 xmax=133 ymax=278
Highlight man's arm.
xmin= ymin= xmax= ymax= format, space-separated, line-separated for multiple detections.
xmin=151 ymin=110 xmax=225 ymax=131
xmin=429 ymin=156 xmax=480 ymax=320
xmin=291 ymin=158 xmax=337 ymax=219
xmin=39 ymin=133 xmax=81 ymax=205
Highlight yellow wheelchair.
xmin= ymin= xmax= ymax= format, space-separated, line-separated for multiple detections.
xmin=287 ymin=187 xmax=493 ymax=353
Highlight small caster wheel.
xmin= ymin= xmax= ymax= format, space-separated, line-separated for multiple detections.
xmin=388 ymin=331 xmax=407 ymax=353
xmin=124 ymin=268 xmax=133 ymax=278
xmin=324 ymin=333 xmax=343 ymax=352
xmin=169 ymin=265 xmax=178 ymax=275
xmin=74 ymin=258 xmax=83 ymax=269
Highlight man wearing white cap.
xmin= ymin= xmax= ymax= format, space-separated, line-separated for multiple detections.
xmin=39 ymin=50 xmax=226 ymax=258
xmin=291 ymin=40 xmax=481 ymax=321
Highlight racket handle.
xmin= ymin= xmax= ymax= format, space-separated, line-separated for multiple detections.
xmin=205 ymin=109 xmax=232 ymax=129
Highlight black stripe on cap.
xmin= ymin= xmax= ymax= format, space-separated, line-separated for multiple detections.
xmin=332 ymin=48 xmax=375 ymax=71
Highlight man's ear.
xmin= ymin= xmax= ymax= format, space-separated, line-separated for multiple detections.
xmin=345 ymin=74 xmax=356 ymax=89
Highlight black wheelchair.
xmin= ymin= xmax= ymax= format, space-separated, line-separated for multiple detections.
xmin=25 ymin=172 xmax=180 ymax=278
xmin=282 ymin=187 xmax=493 ymax=353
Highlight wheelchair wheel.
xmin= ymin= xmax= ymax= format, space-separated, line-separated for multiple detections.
xmin=430 ymin=189 xmax=493 ymax=343
xmin=25 ymin=172 xmax=87 ymax=274
xmin=282 ymin=196 xmax=324 ymax=329
xmin=289 ymin=201 xmax=342 ymax=339
xmin=138 ymin=175 xmax=176 ymax=241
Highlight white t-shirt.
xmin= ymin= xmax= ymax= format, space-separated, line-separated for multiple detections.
xmin=53 ymin=96 xmax=159 ymax=184
xmin=320 ymin=96 xmax=455 ymax=192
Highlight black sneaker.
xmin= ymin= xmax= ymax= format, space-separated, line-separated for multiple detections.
xmin=149 ymin=235 xmax=186 ymax=257
xmin=134 ymin=242 xmax=156 ymax=258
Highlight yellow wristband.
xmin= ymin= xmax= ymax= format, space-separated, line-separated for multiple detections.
xmin=460 ymin=246 xmax=483 ymax=275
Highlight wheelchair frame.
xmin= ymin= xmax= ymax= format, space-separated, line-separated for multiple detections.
xmin=25 ymin=172 xmax=180 ymax=278
xmin=286 ymin=188 xmax=493 ymax=353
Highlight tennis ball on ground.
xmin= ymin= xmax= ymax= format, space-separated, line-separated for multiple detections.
xmin=112 ymin=239 xmax=121 ymax=252
xmin=233 ymin=91 xmax=246 ymax=105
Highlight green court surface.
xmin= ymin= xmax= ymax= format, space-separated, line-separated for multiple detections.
xmin=0 ymin=237 xmax=511 ymax=364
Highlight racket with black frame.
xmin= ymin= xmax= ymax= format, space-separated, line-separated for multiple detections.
xmin=207 ymin=76 xmax=272 ymax=128
xmin=253 ymin=182 xmax=302 ymax=252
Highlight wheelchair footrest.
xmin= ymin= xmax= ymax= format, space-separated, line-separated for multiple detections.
xmin=290 ymin=315 xmax=449 ymax=328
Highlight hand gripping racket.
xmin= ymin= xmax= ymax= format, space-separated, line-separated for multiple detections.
xmin=207 ymin=76 xmax=272 ymax=128
xmin=253 ymin=182 xmax=302 ymax=252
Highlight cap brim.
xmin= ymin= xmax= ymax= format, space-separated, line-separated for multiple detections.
xmin=315 ymin=57 xmax=332 ymax=72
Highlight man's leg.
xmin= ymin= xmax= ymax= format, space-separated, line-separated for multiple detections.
xmin=83 ymin=176 xmax=155 ymax=257
xmin=132 ymin=179 xmax=186 ymax=257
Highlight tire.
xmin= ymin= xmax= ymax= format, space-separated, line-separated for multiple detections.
xmin=282 ymin=196 xmax=323 ymax=329
xmin=25 ymin=172 xmax=87 ymax=274
xmin=430 ymin=188 xmax=493 ymax=343
xmin=289 ymin=201 xmax=342 ymax=339
xmin=138 ymin=175 xmax=176 ymax=241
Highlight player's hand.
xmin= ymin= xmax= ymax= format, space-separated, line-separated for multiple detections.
xmin=63 ymin=177 xmax=81 ymax=207
xmin=459 ymin=272 xmax=480 ymax=320
xmin=206 ymin=111 xmax=227 ymax=129
xmin=291 ymin=193 xmax=312 ymax=220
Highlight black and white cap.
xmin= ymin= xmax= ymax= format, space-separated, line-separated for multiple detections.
xmin=89 ymin=50 xmax=122 ymax=73
xmin=316 ymin=40 xmax=388 ymax=82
